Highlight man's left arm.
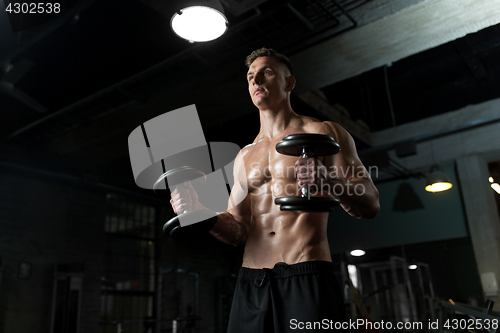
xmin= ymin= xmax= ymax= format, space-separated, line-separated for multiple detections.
xmin=297 ymin=121 xmax=380 ymax=219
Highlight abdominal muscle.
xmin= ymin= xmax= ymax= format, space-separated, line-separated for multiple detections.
xmin=241 ymin=179 xmax=333 ymax=269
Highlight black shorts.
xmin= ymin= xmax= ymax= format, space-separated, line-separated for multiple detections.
xmin=227 ymin=261 xmax=348 ymax=332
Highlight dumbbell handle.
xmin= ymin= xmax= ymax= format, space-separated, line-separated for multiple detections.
xmin=300 ymin=147 xmax=314 ymax=199
xmin=172 ymin=183 xmax=192 ymax=215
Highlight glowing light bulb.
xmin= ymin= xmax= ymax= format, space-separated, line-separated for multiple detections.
xmin=425 ymin=182 xmax=453 ymax=192
xmin=492 ymin=183 xmax=500 ymax=195
xmin=350 ymin=249 xmax=365 ymax=257
xmin=171 ymin=6 xmax=228 ymax=42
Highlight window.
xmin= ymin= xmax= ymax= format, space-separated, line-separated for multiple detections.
xmin=100 ymin=194 xmax=157 ymax=333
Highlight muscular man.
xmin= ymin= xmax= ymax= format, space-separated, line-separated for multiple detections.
xmin=170 ymin=48 xmax=380 ymax=332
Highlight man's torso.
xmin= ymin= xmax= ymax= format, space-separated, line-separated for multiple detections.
xmin=237 ymin=118 xmax=333 ymax=268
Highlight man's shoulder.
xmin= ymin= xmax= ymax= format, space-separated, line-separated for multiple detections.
xmin=242 ymin=137 xmax=264 ymax=150
xmin=299 ymin=119 xmax=353 ymax=146
xmin=300 ymin=117 xmax=343 ymax=133
xmin=298 ymin=114 xmax=320 ymax=125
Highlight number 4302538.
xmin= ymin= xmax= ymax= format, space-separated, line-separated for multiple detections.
xmin=5 ymin=3 xmax=61 ymax=14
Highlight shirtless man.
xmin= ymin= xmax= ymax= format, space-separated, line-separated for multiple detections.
xmin=170 ymin=48 xmax=380 ymax=332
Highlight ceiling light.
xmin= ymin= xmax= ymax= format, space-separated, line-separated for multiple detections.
xmin=348 ymin=265 xmax=359 ymax=288
xmin=425 ymin=164 xmax=452 ymax=193
xmin=171 ymin=0 xmax=228 ymax=43
xmin=408 ymin=264 xmax=417 ymax=270
xmin=350 ymin=249 xmax=365 ymax=257
xmin=491 ymin=177 xmax=500 ymax=195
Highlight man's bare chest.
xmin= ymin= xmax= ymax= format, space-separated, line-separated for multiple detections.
xmin=242 ymin=143 xmax=297 ymax=191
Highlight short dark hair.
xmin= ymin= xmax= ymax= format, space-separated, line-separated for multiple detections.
xmin=245 ymin=47 xmax=294 ymax=75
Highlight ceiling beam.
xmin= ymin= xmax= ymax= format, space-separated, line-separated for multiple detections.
xmin=371 ymin=97 xmax=500 ymax=147
xmin=291 ymin=0 xmax=500 ymax=93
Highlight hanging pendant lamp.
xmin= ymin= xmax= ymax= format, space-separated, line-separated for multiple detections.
xmin=171 ymin=0 xmax=229 ymax=43
xmin=425 ymin=164 xmax=452 ymax=193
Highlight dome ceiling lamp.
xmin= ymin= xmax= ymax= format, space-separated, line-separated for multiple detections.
xmin=171 ymin=0 xmax=229 ymax=43
xmin=350 ymin=249 xmax=366 ymax=257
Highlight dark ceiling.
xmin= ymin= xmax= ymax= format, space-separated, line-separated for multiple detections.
xmin=1 ymin=0 xmax=364 ymax=142
xmin=1 ymin=0 xmax=499 ymax=193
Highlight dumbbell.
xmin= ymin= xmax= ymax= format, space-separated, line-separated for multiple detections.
xmin=154 ymin=166 xmax=217 ymax=239
xmin=274 ymin=133 xmax=341 ymax=211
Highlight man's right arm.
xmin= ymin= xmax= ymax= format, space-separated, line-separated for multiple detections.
xmin=209 ymin=151 xmax=252 ymax=246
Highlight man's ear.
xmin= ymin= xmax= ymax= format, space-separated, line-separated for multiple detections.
xmin=285 ymin=75 xmax=296 ymax=92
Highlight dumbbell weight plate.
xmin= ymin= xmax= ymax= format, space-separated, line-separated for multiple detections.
xmin=275 ymin=196 xmax=340 ymax=212
xmin=154 ymin=166 xmax=216 ymax=239
xmin=275 ymin=133 xmax=340 ymax=157
xmin=153 ymin=166 xmax=206 ymax=196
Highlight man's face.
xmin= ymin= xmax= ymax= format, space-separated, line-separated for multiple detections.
xmin=247 ymin=56 xmax=293 ymax=109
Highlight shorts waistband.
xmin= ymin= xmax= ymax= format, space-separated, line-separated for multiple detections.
xmin=238 ymin=260 xmax=335 ymax=281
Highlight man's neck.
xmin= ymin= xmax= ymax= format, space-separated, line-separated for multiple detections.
xmin=258 ymin=104 xmax=300 ymax=140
